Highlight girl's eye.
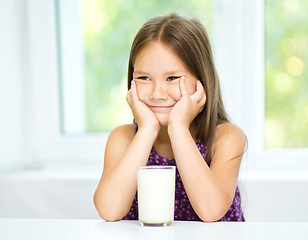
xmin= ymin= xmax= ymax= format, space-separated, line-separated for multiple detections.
xmin=167 ymin=76 xmax=180 ymax=81
xmin=137 ymin=76 xmax=151 ymax=81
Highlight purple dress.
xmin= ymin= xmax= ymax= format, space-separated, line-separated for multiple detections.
xmin=122 ymin=124 xmax=245 ymax=222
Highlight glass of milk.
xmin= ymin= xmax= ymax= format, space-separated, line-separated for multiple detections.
xmin=137 ymin=166 xmax=176 ymax=227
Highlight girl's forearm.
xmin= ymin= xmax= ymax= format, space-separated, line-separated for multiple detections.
xmin=94 ymin=127 xmax=158 ymax=221
xmin=168 ymin=124 xmax=231 ymax=222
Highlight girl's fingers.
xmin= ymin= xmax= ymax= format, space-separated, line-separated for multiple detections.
xmin=191 ymin=80 xmax=206 ymax=114
xmin=127 ymin=80 xmax=138 ymax=106
xmin=192 ymin=80 xmax=206 ymax=103
xmin=131 ymin=80 xmax=140 ymax=101
xmin=197 ymin=80 xmax=207 ymax=105
xmin=200 ymin=90 xmax=206 ymax=105
xmin=179 ymin=76 xmax=188 ymax=97
xmin=126 ymin=84 xmax=132 ymax=105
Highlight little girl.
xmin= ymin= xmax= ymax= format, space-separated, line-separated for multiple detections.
xmin=94 ymin=13 xmax=246 ymax=222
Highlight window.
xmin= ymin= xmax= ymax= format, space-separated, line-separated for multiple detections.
xmin=265 ymin=0 xmax=308 ymax=148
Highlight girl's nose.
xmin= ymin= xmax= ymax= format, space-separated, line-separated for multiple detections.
xmin=150 ymin=82 xmax=167 ymax=100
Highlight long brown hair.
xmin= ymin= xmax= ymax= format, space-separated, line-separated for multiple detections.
xmin=127 ymin=13 xmax=229 ymax=164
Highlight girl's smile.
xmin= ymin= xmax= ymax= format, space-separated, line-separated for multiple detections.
xmin=148 ymin=105 xmax=175 ymax=108
xmin=147 ymin=104 xmax=175 ymax=113
xmin=133 ymin=41 xmax=197 ymax=126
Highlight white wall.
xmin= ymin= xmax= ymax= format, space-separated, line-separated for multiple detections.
xmin=0 ymin=169 xmax=101 ymax=219
xmin=241 ymin=176 xmax=308 ymax=222
xmin=0 ymin=0 xmax=26 ymax=170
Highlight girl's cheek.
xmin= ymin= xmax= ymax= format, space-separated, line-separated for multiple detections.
xmin=167 ymin=84 xmax=181 ymax=101
xmin=135 ymin=81 xmax=151 ymax=101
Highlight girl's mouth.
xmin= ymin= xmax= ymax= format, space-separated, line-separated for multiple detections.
xmin=148 ymin=104 xmax=175 ymax=109
xmin=147 ymin=105 xmax=175 ymax=112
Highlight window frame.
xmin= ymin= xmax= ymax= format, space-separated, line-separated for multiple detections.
xmin=26 ymin=0 xmax=107 ymax=167
xmin=26 ymin=0 xmax=308 ymax=172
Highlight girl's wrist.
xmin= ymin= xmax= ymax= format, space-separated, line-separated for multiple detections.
xmin=167 ymin=122 xmax=190 ymax=138
xmin=137 ymin=124 xmax=160 ymax=140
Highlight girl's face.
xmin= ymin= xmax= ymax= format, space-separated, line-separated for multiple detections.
xmin=133 ymin=41 xmax=198 ymax=126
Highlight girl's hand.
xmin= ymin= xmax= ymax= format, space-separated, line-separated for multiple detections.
xmin=126 ymin=80 xmax=160 ymax=133
xmin=168 ymin=76 xmax=206 ymax=129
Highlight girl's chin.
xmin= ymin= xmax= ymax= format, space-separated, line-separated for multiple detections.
xmin=155 ymin=114 xmax=169 ymax=127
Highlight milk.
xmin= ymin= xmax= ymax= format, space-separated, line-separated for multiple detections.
xmin=137 ymin=166 xmax=176 ymax=226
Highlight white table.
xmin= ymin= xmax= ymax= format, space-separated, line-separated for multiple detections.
xmin=0 ymin=219 xmax=307 ymax=240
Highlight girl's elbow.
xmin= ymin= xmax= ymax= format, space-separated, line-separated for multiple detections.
xmin=198 ymin=213 xmax=221 ymax=223
xmin=99 ymin=212 xmax=122 ymax=222
xmin=199 ymin=215 xmax=221 ymax=223
xmin=95 ymin=204 xmax=122 ymax=222
xmin=93 ymin=195 xmax=123 ymax=222
xmin=198 ymin=194 xmax=233 ymax=222
xmin=197 ymin=205 xmax=230 ymax=223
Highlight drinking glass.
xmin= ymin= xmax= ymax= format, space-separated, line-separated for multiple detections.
xmin=137 ymin=166 xmax=176 ymax=227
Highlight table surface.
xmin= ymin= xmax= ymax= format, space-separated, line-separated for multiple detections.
xmin=0 ymin=218 xmax=308 ymax=240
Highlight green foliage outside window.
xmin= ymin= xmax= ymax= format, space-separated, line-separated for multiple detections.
xmin=82 ymin=0 xmax=212 ymax=132
xmin=265 ymin=0 xmax=308 ymax=148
